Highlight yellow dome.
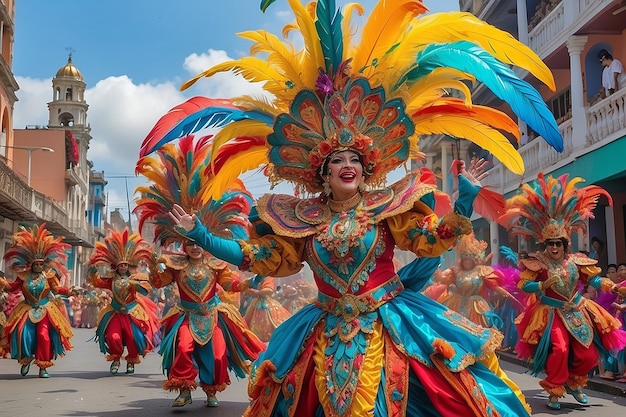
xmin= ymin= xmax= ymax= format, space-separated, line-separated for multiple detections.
xmin=56 ymin=56 xmax=83 ymax=81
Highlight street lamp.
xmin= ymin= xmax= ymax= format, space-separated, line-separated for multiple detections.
xmin=3 ymin=145 xmax=55 ymax=187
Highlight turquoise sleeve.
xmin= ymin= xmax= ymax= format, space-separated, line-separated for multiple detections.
xmin=587 ymin=275 xmax=602 ymax=290
xmin=453 ymin=175 xmax=480 ymax=217
xmin=522 ymin=281 xmax=541 ymax=293
xmin=185 ymin=218 xmax=245 ymax=266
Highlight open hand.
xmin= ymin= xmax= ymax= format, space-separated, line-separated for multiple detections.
xmin=169 ymin=204 xmax=196 ymax=232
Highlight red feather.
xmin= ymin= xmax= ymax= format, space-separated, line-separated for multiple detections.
xmin=473 ymin=186 xmax=506 ymax=221
xmin=138 ymin=97 xmax=236 ymax=160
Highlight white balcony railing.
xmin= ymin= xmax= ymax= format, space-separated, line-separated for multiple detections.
xmin=483 ymin=94 xmax=625 ymax=193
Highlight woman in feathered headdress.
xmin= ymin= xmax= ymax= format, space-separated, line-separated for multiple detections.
xmin=499 ymin=172 xmax=626 ymax=410
xmin=134 ymin=135 xmax=265 ymax=408
xmin=0 ymin=224 xmax=73 ymax=378
xmin=87 ymin=227 xmax=159 ymax=376
xmin=144 ymin=0 xmax=568 ymax=415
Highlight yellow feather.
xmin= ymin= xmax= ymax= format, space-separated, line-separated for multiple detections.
xmin=285 ymin=0 xmax=324 ymax=86
xmin=385 ymin=12 xmax=555 ymax=91
xmin=350 ymin=0 xmax=428 ymax=77
xmin=413 ymin=114 xmax=524 ymax=174
xmin=238 ymin=30 xmax=304 ymax=89
xmin=180 ymin=57 xmax=289 ymax=95
xmin=202 ymin=145 xmax=269 ymax=202
xmin=402 ymin=68 xmax=475 ymax=108
xmin=341 ymin=3 xmax=365 ymax=53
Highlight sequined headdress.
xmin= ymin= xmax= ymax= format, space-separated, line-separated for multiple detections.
xmin=456 ymin=233 xmax=488 ymax=262
xmin=89 ymin=228 xmax=153 ymax=269
xmin=3 ymin=223 xmax=70 ymax=274
xmin=498 ymin=173 xmax=612 ymax=243
xmin=134 ymin=135 xmax=253 ymax=245
xmin=137 ymin=0 xmax=562 ymax=198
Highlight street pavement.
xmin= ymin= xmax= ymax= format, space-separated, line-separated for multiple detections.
xmin=2 ymin=327 xmax=626 ymax=416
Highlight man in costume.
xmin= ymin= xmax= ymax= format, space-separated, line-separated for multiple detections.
xmin=134 ymin=136 xmax=265 ymax=408
xmin=88 ymin=228 xmax=160 ymax=375
xmin=0 ymin=224 xmax=73 ymax=378
xmin=499 ymin=173 xmax=626 ymax=410
xmin=138 ymin=0 xmax=566 ymax=415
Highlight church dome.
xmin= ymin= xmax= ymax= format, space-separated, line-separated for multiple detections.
xmin=56 ymin=56 xmax=83 ymax=81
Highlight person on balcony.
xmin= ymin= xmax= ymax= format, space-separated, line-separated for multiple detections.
xmin=599 ymin=49 xmax=625 ymax=97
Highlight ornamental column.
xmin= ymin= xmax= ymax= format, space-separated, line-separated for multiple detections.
xmin=566 ymin=35 xmax=588 ymax=150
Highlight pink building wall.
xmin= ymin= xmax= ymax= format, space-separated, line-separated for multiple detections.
xmin=13 ymin=129 xmax=67 ymax=201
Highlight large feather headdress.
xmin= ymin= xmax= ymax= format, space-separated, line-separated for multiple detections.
xmin=134 ymin=134 xmax=253 ymax=245
xmin=89 ymin=228 xmax=153 ymax=269
xmin=456 ymin=232 xmax=488 ymax=261
xmin=3 ymin=223 xmax=70 ymax=274
xmin=498 ymin=173 xmax=612 ymax=243
xmin=137 ymin=0 xmax=563 ymax=198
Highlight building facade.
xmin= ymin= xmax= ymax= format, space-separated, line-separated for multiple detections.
xmin=421 ymin=0 xmax=626 ymax=269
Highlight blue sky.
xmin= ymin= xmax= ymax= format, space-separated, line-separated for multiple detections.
xmin=13 ymin=0 xmax=460 ymax=220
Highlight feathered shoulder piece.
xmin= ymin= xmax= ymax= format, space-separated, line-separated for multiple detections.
xmin=89 ymin=228 xmax=153 ymax=269
xmin=498 ymin=172 xmax=612 ymax=243
xmin=255 ymin=169 xmax=436 ymax=238
xmin=134 ymin=134 xmax=254 ymax=245
xmin=3 ymin=223 xmax=70 ymax=274
xmin=137 ymin=0 xmax=563 ymax=200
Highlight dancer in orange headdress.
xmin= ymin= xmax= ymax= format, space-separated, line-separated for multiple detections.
xmin=0 ymin=224 xmax=73 ymax=378
xmin=87 ymin=228 xmax=160 ymax=375
xmin=499 ymin=173 xmax=626 ymax=410
xmin=140 ymin=0 xmax=566 ymax=414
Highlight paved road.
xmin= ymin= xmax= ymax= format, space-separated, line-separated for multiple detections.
xmin=2 ymin=327 xmax=626 ymax=416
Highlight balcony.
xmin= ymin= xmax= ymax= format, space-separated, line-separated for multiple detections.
xmin=528 ymin=0 xmax=617 ymax=58
xmin=65 ymin=165 xmax=81 ymax=186
xmin=483 ymin=88 xmax=626 ymax=193
xmin=0 ymin=161 xmax=93 ymax=247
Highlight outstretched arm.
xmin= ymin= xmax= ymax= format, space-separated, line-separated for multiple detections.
xmin=169 ymin=204 xmax=245 ymax=266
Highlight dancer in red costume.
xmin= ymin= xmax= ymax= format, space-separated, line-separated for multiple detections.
xmin=87 ymin=227 xmax=160 ymax=375
xmin=499 ymin=173 xmax=626 ymax=410
xmin=134 ymin=136 xmax=265 ymax=408
xmin=0 ymin=224 xmax=73 ymax=378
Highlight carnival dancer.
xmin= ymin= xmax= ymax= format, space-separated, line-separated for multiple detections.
xmin=134 ymin=136 xmax=265 ymax=408
xmin=0 ymin=224 xmax=73 ymax=378
xmin=242 ymin=276 xmax=291 ymax=343
xmin=87 ymin=228 xmax=160 ymax=375
xmin=499 ymin=173 xmax=626 ymax=410
xmin=141 ymin=0 xmax=565 ymax=414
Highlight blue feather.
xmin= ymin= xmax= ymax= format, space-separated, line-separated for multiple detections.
xmin=146 ymin=107 xmax=273 ymax=156
xmin=402 ymin=41 xmax=563 ymax=153
xmin=315 ymin=0 xmax=344 ymax=74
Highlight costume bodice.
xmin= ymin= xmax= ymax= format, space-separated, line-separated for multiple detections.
xmin=544 ymin=258 xmax=580 ymax=301
xmin=111 ymin=275 xmax=135 ymax=304
xmin=453 ymin=268 xmax=485 ymax=297
xmin=24 ymin=272 xmax=49 ymax=301
xmin=304 ymin=209 xmax=395 ymax=297
xmin=177 ymin=263 xmax=218 ymax=303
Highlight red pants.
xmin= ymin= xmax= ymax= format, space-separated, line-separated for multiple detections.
xmin=105 ymin=314 xmax=139 ymax=360
xmin=544 ymin=316 xmax=598 ymax=387
xmin=168 ymin=317 xmax=229 ymax=389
